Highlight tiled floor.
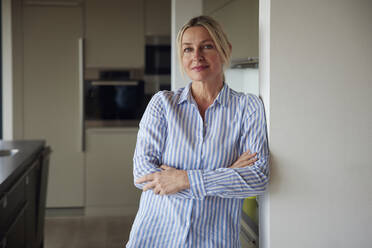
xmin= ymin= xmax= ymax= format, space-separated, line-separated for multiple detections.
xmin=44 ymin=215 xmax=135 ymax=248
xmin=45 ymin=215 xmax=257 ymax=248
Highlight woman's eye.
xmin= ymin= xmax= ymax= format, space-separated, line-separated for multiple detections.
xmin=204 ymin=44 xmax=214 ymax=49
xmin=183 ymin=47 xmax=192 ymax=53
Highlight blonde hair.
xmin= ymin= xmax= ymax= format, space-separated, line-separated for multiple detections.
xmin=176 ymin=15 xmax=232 ymax=76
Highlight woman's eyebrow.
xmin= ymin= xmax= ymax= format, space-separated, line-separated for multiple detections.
xmin=182 ymin=39 xmax=213 ymax=45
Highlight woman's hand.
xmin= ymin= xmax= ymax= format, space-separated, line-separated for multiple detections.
xmin=136 ymin=151 xmax=257 ymax=195
xmin=136 ymin=165 xmax=190 ymax=195
xmin=229 ymin=150 xmax=258 ymax=169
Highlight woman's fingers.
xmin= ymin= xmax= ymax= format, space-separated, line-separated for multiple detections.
xmin=241 ymin=152 xmax=257 ymax=160
xmin=153 ymin=186 xmax=161 ymax=195
xmin=160 ymin=165 xmax=171 ymax=170
xmin=143 ymin=181 xmax=157 ymax=191
xmin=229 ymin=152 xmax=258 ymax=168
xmin=238 ymin=153 xmax=257 ymax=163
xmin=231 ymin=159 xmax=256 ymax=168
xmin=139 ymin=167 xmax=189 ymax=195
xmin=246 ymin=157 xmax=258 ymax=166
xmin=136 ymin=173 xmax=154 ymax=184
xmin=247 ymin=152 xmax=257 ymax=159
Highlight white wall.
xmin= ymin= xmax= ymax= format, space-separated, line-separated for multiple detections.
xmin=225 ymin=68 xmax=259 ymax=95
xmin=268 ymin=0 xmax=372 ymax=247
xmin=258 ymin=1 xmax=270 ymax=247
xmin=1 ymin=0 xmax=24 ymax=140
xmin=2 ymin=0 xmax=13 ymax=139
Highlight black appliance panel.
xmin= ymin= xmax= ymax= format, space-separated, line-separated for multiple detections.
xmin=145 ymin=45 xmax=171 ymax=75
xmin=85 ymin=80 xmax=145 ymax=120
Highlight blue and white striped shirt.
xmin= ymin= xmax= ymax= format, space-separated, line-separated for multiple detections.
xmin=127 ymin=83 xmax=269 ymax=248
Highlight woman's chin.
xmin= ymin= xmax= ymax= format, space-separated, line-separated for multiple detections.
xmin=188 ymin=72 xmax=210 ymax=82
xmin=189 ymin=74 xmax=222 ymax=84
xmin=190 ymin=77 xmax=206 ymax=82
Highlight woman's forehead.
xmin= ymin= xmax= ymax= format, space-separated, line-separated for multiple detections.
xmin=182 ymin=26 xmax=213 ymax=44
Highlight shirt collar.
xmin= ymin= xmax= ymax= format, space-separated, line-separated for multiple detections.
xmin=214 ymin=83 xmax=230 ymax=108
xmin=177 ymin=82 xmax=193 ymax=105
xmin=177 ymin=82 xmax=230 ymax=107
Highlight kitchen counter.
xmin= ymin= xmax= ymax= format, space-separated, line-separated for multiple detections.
xmin=0 ymin=140 xmax=50 ymax=247
xmin=85 ymin=120 xmax=140 ymax=128
xmin=0 ymin=140 xmax=45 ymax=193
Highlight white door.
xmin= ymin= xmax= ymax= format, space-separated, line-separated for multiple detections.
xmin=23 ymin=5 xmax=84 ymax=207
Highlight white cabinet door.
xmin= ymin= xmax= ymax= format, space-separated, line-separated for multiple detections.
xmin=85 ymin=128 xmax=141 ymax=216
xmin=144 ymin=0 xmax=171 ymax=36
xmin=23 ymin=5 xmax=84 ymax=207
xmin=85 ymin=0 xmax=145 ymax=68
xmin=203 ymin=0 xmax=231 ymax=14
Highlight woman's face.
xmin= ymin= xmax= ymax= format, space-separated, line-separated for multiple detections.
xmin=181 ymin=26 xmax=223 ymax=83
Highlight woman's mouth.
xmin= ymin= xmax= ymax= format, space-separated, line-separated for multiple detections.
xmin=192 ymin=65 xmax=209 ymax=72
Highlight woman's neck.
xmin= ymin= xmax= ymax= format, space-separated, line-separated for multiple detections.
xmin=191 ymin=79 xmax=224 ymax=105
xmin=190 ymin=78 xmax=224 ymax=121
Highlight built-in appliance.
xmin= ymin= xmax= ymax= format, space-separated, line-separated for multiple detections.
xmin=144 ymin=36 xmax=171 ymax=94
xmin=145 ymin=36 xmax=171 ymax=75
xmin=85 ymin=70 xmax=146 ymax=121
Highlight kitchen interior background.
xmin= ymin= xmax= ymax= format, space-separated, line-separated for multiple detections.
xmin=9 ymin=0 xmax=259 ymax=247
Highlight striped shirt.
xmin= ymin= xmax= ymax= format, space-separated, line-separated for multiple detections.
xmin=126 ymin=82 xmax=269 ymax=248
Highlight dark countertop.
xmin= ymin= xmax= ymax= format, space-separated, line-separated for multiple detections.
xmin=85 ymin=120 xmax=140 ymax=128
xmin=0 ymin=140 xmax=45 ymax=194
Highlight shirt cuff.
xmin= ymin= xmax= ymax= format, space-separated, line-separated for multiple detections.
xmin=187 ymin=170 xmax=207 ymax=199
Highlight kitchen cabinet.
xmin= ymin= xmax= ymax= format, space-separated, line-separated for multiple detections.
xmin=0 ymin=173 xmax=28 ymax=248
xmin=144 ymin=0 xmax=171 ymax=36
xmin=23 ymin=4 xmax=85 ymax=207
xmin=85 ymin=128 xmax=141 ymax=216
xmin=203 ymin=0 xmax=231 ymax=14
xmin=0 ymin=141 xmax=50 ymax=248
xmin=85 ymin=0 xmax=145 ymax=68
xmin=203 ymin=0 xmax=259 ymax=60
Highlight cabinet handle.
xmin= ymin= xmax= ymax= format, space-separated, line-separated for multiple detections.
xmin=78 ymin=37 xmax=85 ymax=152
xmin=2 ymin=196 xmax=7 ymax=209
xmin=26 ymin=175 xmax=29 ymax=185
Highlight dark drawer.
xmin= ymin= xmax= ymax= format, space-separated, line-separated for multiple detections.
xmin=0 ymin=176 xmax=26 ymax=232
xmin=0 ymin=202 xmax=27 ymax=248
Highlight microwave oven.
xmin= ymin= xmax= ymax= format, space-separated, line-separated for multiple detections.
xmin=85 ymin=80 xmax=146 ymax=121
xmin=145 ymin=36 xmax=171 ymax=75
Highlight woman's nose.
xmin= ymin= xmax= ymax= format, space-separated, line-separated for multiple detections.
xmin=192 ymin=49 xmax=204 ymax=61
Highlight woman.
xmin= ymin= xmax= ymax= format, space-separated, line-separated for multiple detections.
xmin=126 ymin=16 xmax=269 ymax=247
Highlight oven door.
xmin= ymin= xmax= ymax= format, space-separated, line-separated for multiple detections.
xmin=85 ymin=80 xmax=145 ymax=120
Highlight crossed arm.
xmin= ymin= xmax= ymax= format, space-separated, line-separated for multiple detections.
xmin=136 ymin=151 xmax=258 ymax=195
xmin=133 ymin=93 xmax=269 ymax=199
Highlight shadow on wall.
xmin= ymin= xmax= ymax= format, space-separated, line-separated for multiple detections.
xmin=267 ymin=153 xmax=280 ymax=195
